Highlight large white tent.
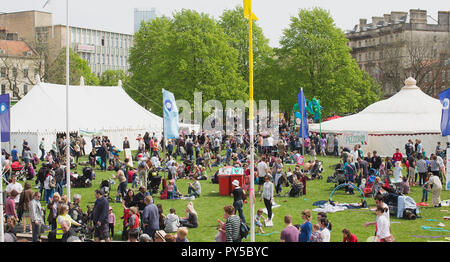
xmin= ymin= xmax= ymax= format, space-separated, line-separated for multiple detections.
xmin=9 ymin=78 xmax=199 ymax=154
xmin=309 ymin=77 xmax=447 ymax=156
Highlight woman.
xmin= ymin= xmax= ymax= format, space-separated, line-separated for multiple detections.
xmin=272 ymin=158 xmax=283 ymax=196
xmin=116 ymin=170 xmax=128 ymax=200
xmin=375 ymin=206 xmax=393 ymax=242
xmin=89 ymin=148 xmax=97 ymax=168
xmin=157 ymin=203 xmax=166 ymax=230
xmin=43 ymin=171 xmax=55 ymax=204
xmin=56 ymin=204 xmax=81 ymax=242
xmin=223 ymin=205 xmax=241 ymax=242
xmin=5 ymin=190 xmax=18 ymax=220
xmin=18 ymin=182 xmax=34 ymax=233
xmin=180 ymin=202 xmax=198 ymax=228
xmin=260 ymin=175 xmax=274 ymax=223
xmin=298 ymin=209 xmax=312 ymax=242
xmin=5 ymin=216 xmax=18 ymax=242
xmin=204 ymin=148 xmax=212 ymax=172
xmin=427 ymin=172 xmax=442 ymax=207
xmin=122 ymin=189 xmax=136 ymax=209
xmin=47 ymin=192 xmax=61 ymax=230
xmin=319 ymin=217 xmax=331 ymax=242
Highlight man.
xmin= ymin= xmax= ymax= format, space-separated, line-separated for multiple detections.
xmin=96 ymin=142 xmax=108 ymax=171
xmin=53 ymin=162 xmax=64 ymax=196
xmin=392 ymin=148 xmax=403 ymax=163
xmin=92 ymin=189 xmax=110 ymax=242
xmin=371 ymin=151 xmax=382 ymax=170
xmin=135 ymin=186 xmax=151 ymax=212
xmin=416 ymin=154 xmax=428 ymax=186
xmin=39 ymin=138 xmax=45 ymax=161
xmin=357 ymin=157 xmax=369 ymax=180
xmin=60 ymin=220 xmax=78 ymax=242
xmin=142 ymin=195 xmax=159 ymax=239
xmin=188 ymin=176 xmax=201 ymax=197
xmin=405 ymin=139 xmax=414 ymax=158
xmin=280 ymin=215 xmax=299 ymax=242
xmin=407 ymin=152 xmax=416 ymax=185
xmin=6 ymin=174 xmax=23 ymax=204
xmin=231 ymin=180 xmax=246 ymax=224
xmin=167 ymin=140 xmax=174 ymax=157
xmin=256 ymin=156 xmax=268 ymax=194
xmin=69 ymin=194 xmax=85 ymax=224
xmin=80 ymin=135 xmax=86 ymax=156
xmin=333 ymin=136 xmax=339 ymax=156
xmin=30 ymin=192 xmax=44 ymax=242
xmin=214 ymin=136 xmax=220 ymax=155
xmin=11 ymin=145 xmax=18 ymax=162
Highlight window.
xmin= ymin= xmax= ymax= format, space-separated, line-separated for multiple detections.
xmin=1 ymin=84 xmax=5 ymax=95
xmin=0 ymin=67 xmax=6 ymax=77
xmin=23 ymin=84 xmax=28 ymax=95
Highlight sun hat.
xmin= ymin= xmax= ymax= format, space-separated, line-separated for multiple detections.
xmin=232 ymin=180 xmax=240 ymax=187
xmin=155 ymin=230 xmax=166 ymax=242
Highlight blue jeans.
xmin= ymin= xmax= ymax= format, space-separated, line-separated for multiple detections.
xmin=56 ymin=182 xmax=63 ymax=196
xmin=40 ymin=149 xmax=45 ymax=161
xmin=233 ymin=200 xmax=246 ymax=224
xmin=188 ymin=186 xmax=199 ymax=197
xmin=422 ymin=189 xmax=428 ymax=202
xmin=44 ymin=189 xmax=54 ymax=204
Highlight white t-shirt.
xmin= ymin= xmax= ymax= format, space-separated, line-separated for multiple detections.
xmin=392 ymin=165 xmax=403 ymax=183
xmin=436 ymin=156 xmax=444 ymax=168
xmin=267 ymin=137 xmax=274 ymax=147
xmin=321 ymin=228 xmax=330 ymax=242
xmin=6 ymin=182 xmax=23 ymax=203
xmin=257 ymin=161 xmax=268 ymax=178
xmin=376 ymin=215 xmax=391 ymax=239
xmin=381 ymin=202 xmax=390 ymax=222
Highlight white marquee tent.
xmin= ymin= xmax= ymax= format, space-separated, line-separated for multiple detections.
xmin=9 ymin=78 xmax=199 ymax=154
xmin=309 ymin=77 xmax=447 ymax=156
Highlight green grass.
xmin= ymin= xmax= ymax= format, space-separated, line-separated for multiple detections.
xmin=12 ymin=153 xmax=450 ymax=242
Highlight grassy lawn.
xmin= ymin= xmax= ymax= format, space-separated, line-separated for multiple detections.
xmin=12 ymin=152 xmax=450 ymax=242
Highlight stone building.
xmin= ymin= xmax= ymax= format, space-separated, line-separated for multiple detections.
xmin=346 ymin=9 xmax=450 ymax=97
xmin=0 ymin=10 xmax=134 ymax=78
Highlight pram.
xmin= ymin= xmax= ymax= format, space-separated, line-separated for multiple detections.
xmin=326 ymin=164 xmax=345 ymax=184
xmin=288 ymin=182 xmax=304 ymax=197
xmin=147 ymin=176 xmax=162 ymax=194
xmin=309 ymin=161 xmax=323 ymax=180
xmin=363 ymin=174 xmax=377 ymax=196
xmin=11 ymin=161 xmax=26 ymax=181
xmin=71 ymin=167 xmax=93 ymax=188
xmin=384 ymin=193 xmax=420 ymax=220
xmin=100 ymin=179 xmax=114 ymax=202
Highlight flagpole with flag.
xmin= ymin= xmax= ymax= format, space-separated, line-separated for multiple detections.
xmin=438 ymin=88 xmax=450 ymax=191
xmin=244 ymin=0 xmax=258 ymax=242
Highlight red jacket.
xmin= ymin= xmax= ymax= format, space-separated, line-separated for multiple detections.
xmin=343 ymin=234 xmax=358 ymax=242
xmin=392 ymin=152 xmax=403 ymax=162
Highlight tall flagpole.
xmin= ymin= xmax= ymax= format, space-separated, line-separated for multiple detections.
xmin=65 ymin=0 xmax=71 ymax=201
xmin=248 ymin=0 xmax=255 ymax=243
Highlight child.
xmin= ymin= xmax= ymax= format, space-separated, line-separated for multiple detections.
xmin=176 ymin=227 xmax=189 ymax=242
xmin=108 ymin=206 xmax=116 ymax=239
xmin=421 ymin=178 xmax=430 ymax=203
xmin=342 ymin=228 xmax=358 ymax=242
xmin=310 ymin=224 xmax=323 ymax=242
xmin=131 ymin=170 xmax=139 ymax=189
xmin=400 ymin=176 xmax=410 ymax=195
xmin=255 ymin=209 xmax=265 ymax=234
xmin=127 ymin=207 xmax=140 ymax=231
xmin=167 ymin=180 xmax=175 ymax=199
xmin=164 ymin=208 xmax=180 ymax=233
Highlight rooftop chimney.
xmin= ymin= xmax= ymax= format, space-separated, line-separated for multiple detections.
xmin=383 ymin=14 xmax=392 ymax=24
xmin=372 ymin=16 xmax=384 ymax=27
xmin=360 ymin=18 xmax=367 ymax=29
xmin=438 ymin=11 xmax=450 ymax=25
xmin=410 ymin=9 xmax=427 ymax=24
xmin=391 ymin=11 xmax=408 ymax=23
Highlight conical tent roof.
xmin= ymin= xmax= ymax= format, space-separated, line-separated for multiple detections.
xmin=11 ymin=81 xmax=163 ymax=133
xmin=310 ymin=77 xmax=442 ymax=134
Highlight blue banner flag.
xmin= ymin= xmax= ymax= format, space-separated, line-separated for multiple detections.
xmin=439 ymin=88 xmax=450 ymax=136
xmin=163 ymin=89 xmax=179 ymax=139
xmin=298 ymin=90 xmax=308 ymax=138
xmin=0 ymin=94 xmax=10 ymax=142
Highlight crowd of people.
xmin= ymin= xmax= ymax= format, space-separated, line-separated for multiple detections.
xmin=1 ymin=118 xmax=448 ymax=242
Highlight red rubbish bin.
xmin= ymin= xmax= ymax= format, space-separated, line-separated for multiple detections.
xmin=230 ymin=174 xmax=245 ymax=191
xmin=218 ymin=174 xmax=231 ymax=196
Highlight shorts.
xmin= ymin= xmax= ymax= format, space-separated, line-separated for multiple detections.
xmin=94 ymin=224 xmax=110 ymax=240
xmin=258 ymin=177 xmax=265 ymax=186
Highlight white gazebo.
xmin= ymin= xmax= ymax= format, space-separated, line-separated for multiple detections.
xmin=309 ymin=77 xmax=446 ymax=156
xmin=8 ymin=78 xmax=199 ymax=154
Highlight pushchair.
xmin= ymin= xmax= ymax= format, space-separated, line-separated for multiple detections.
xmin=288 ymin=182 xmax=304 ymax=197
xmin=309 ymin=161 xmax=323 ymax=180
xmin=363 ymin=174 xmax=377 ymax=196
xmin=71 ymin=168 xmax=92 ymax=188
xmin=100 ymin=179 xmax=114 ymax=202
xmin=148 ymin=176 xmax=162 ymax=194
xmin=11 ymin=161 xmax=26 ymax=181
xmin=327 ymin=163 xmax=344 ymax=184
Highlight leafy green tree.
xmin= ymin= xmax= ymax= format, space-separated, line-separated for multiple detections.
xmin=46 ymin=47 xmax=99 ymax=85
xmin=128 ymin=10 xmax=247 ymax=116
xmin=277 ymin=8 xmax=382 ymax=116
xmin=99 ymin=70 xmax=128 ymax=86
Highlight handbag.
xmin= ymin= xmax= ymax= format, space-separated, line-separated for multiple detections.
xmin=49 ymin=178 xmax=56 ymax=189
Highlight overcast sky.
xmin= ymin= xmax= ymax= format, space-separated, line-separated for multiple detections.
xmin=1 ymin=0 xmax=446 ymax=47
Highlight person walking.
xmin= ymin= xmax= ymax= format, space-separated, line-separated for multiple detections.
xmin=29 ymin=192 xmax=45 ymax=242
xmin=92 ymin=189 xmax=110 ymax=242
xmin=223 ymin=205 xmax=241 ymax=242
xmin=39 ymin=138 xmax=45 ymax=161
xmin=142 ymin=195 xmax=159 ymax=239
xmin=260 ymin=175 xmax=274 ymax=223
xmin=231 ymin=180 xmax=246 ymax=224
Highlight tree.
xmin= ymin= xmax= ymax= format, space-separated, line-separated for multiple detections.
xmin=46 ymin=47 xmax=99 ymax=86
xmin=128 ymin=10 xmax=247 ymax=116
xmin=277 ymin=8 xmax=382 ymax=116
xmin=99 ymin=69 xmax=128 ymax=86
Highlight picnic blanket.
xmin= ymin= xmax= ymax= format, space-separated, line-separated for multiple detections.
xmin=312 ymin=202 xmax=362 ymax=213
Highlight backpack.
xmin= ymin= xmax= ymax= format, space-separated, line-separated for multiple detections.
xmin=240 ymin=221 xmax=250 ymax=240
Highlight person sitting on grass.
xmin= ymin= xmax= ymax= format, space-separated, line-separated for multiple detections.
xmin=342 ymin=228 xmax=358 ymax=242
xmin=164 ymin=208 xmax=180 ymax=233
xmin=180 ymin=202 xmax=198 ymax=228
xmin=187 ymin=175 xmax=201 ymax=198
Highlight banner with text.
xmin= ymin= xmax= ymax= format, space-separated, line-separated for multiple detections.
xmin=343 ymin=131 xmax=368 ymax=147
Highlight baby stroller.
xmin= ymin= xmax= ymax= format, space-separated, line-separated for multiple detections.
xmin=11 ymin=161 xmax=26 ymax=181
xmin=148 ymin=176 xmax=162 ymax=194
xmin=72 ymin=169 xmax=92 ymax=188
xmin=327 ymin=163 xmax=344 ymax=183
xmin=310 ymin=161 xmax=323 ymax=180
xmin=100 ymin=179 xmax=114 ymax=202
xmin=288 ymin=182 xmax=304 ymax=197
xmin=363 ymin=174 xmax=377 ymax=196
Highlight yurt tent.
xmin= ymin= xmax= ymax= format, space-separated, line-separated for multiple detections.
xmin=309 ymin=77 xmax=446 ymax=156
xmin=9 ymin=78 xmax=199 ymax=154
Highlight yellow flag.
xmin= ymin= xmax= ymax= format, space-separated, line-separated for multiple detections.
xmin=243 ymin=0 xmax=258 ymax=20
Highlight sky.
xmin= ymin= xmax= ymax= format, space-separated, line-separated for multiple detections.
xmin=1 ymin=0 xmax=447 ymax=47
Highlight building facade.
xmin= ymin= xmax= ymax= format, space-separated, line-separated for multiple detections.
xmin=134 ymin=8 xmax=157 ymax=33
xmin=0 ymin=31 xmax=44 ymax=100
xmin=346 ymin=9 xmax=450 ymax=97
xmin=0 ymin=10 xmax=133 ymax=78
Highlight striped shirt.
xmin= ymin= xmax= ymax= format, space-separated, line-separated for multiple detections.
xmin=225 ymin=215 xmax=241 ymax=242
